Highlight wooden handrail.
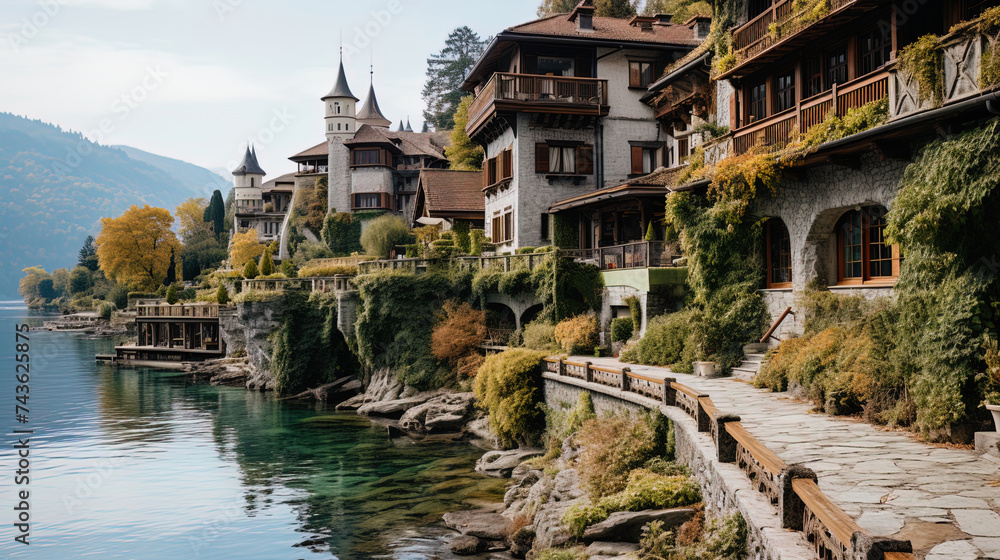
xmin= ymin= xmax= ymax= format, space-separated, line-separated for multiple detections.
xmin=726 ymin=422 xmax=786 ymax=474
xmin=761 ymin=307 xmax=792 ymax=343
xmin=670 ymin=381 xmax=703 ymax=400
xmin=792 ymin=478 xmax=861 ymax=549
xmin=626 ymin=371 xmax=665 ymax=384
xmin=699 ymin=396 xmax=718 ymax=419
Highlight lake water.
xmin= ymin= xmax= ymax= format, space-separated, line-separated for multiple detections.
xmin=0 ymin=303 xmax=506 ymax=559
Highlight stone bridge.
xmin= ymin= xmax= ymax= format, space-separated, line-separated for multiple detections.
xmin=541 ymin=357 xmax=1000 ymax=560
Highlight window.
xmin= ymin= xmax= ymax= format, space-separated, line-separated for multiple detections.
xmin=491 ymin=208 xmax=514 ymax=243
xmin=353 ymin=193 xmax=386 ymax=209
xmin=806 ymin=56 xmax=825 ymax=98
xmin=859 ymin=27 xmax=890 ymax=75
xmin=765 ymin=219 xmax=792 ymax=288
xmin=677 ymin=138 xmax=690 ymax=161
xmin=541 ymin=213 xmax=550 ymax=241
xmin=837 ymin=206 xmax=901 ymax=283
xmin=484 ymin=147 xmax=514 ymax=188
xmin=352 ymin=148 xmax=385 ymax=166
xmin=776 ymin=71 xmax=795 ymax=112
xmin=629 ymin=61 xmax=655 ymax=88
xmin=334 ymin=102 xmax=341 ymax=114
xmin=749 ymin=81 xmax=767 ymax=122
xmin=535 ymin=143 xmax=594 ymax=175
xmin=250 ymin=177 xmax=255 ymax=188
xmin=828 ymin=45 xmax=848 ymax=86
xmin=630 ymin=145 xmax=661 ymax=175
xmin=537 ymin=56 xmax=574 ymax=76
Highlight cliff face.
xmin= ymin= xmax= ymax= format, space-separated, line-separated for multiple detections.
xmin=219 ymin=301 xmax=285 ymax=390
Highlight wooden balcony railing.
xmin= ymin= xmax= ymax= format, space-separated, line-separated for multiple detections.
xmin=733 ymin=0 xmax=858 ymax=66
xmin=540 ymin=357 xmax=916 ymax=560
xmin=467 ymin=72 xmax=609 ymax=137
xmin=733 ymin=70 xmax=890 ymax=155
xmin=136 ymin=303 xmax=220 ymax=318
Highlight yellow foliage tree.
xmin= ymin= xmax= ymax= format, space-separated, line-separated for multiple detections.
xmin=96 ymin=205 xmax=181 ymax=290
xmin=230 ymin=229 xmax=265 ymax=270
xmin=175 ymin=198 xmax=212 ymax=243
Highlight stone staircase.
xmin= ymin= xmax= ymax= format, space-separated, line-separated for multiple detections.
xmin=732 ymin=343 xmax=769 ymax=382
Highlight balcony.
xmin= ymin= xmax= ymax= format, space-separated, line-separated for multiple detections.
xmin=466 ymin=72 xmax=609 ymax=141
xmin=726 ymin=0 xmax=878 ymax=77
xmin=564 ymin=241 xmax=676 ymax=271
xmin=733 ymin=70 xmax=889 ymax=155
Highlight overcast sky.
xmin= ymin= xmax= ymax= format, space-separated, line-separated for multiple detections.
xmin=0 ymin=0 xmax=540 ymax=179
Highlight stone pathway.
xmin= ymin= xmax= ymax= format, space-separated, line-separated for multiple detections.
xmin=578 ymin=356 xmax=1000 ymax=560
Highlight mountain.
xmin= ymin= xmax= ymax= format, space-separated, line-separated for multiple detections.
xmin=0 ymin=112 xmax=232 ymax=298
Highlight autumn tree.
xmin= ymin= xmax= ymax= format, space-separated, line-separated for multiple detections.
xmin=78 ymin=235 xmax=99 ymax=271
xmin=204 ymin=189 xmax=226 ymax=240
xmin=176 ymin=198 xmax=211 ymax=242
xmin=230 ymin=229 xmax=265 ymax=270
xmin=432 ymin=301 xmax=487 ymax=378
xmin=446 ymin=96 xmax=484 ymax=170
xmin=422 ymin=27 xmax=487 ymax=130
xmin=96 ymin=205 xmax=181 ymax=291
xmin=51 ymin=268 xmax=71 ymax=296
xmin=19 ymin=267 xmax=52 ymax=307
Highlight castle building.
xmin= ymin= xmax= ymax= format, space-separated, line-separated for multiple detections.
xmin=231 ymin=145 xmax=287 ymax=245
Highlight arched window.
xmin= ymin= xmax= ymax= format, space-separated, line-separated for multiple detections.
xmin=765 ymin=219 xmax=792 ymax=288
xmin=334 ymin=102 xmax=341 ymax=114
xmin=836 ymin=205 xmax=900 ymax=284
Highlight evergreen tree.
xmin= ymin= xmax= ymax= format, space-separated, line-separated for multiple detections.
xmin=78 ymin=235 xmax=99 ymax=271
xmin=165 ymin=284 xmax=179 ymax=305
xmin=596 ymin=0 xmax=639 ymax=18
xmin=446 ymin=96 xmax=484 ymax=170
xmin=223 ymin=189 xmax=236 ymax=235
xmin=422 ymin=27 xmax=487 ymax=131
xmin=537 ymin=0 xmax=579 ymax=16
xmin=259 ymin=250 xmax=275 ymax=276
xmin=216 ymin=284 xmax=230 ymax=305
xmin=204 ymin=190 xmax=226 ymax=240
xmin=242 ymin=258 xmax=259 ymax=279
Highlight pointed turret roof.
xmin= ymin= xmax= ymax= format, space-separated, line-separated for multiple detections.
xmin=233 ymin=144 xmax=266 ymax=176
xmin=321 ymin=56 xmax=358 ymax=101
xmin=405 ymin=119 xmax=413 ymax=132
xmin=397 ymin=120 xmax=405 ymax=131
xmin=421 ymin=121 xmax=430 ymax=133
xmin=356 ymin=81 xmax=391 ymax=128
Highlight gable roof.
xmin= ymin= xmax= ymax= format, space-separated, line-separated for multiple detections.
xmin=548 ymin=166 xmax=682 ymax=212
xmin=343 ymin=125 xmax=450 ymax=159
xmin=262 ymin=172 xmax=296 ymax=192
xmin=506 ymin=14 xmax=699 ymax=46
xmin=414 ymin=169 xmax=485 ymax=221
xmin=289 ymin=141 xmax=327 ymax=162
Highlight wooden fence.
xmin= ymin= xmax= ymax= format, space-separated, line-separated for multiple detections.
xmin=542 ymin=357 xmax=916 ymax=560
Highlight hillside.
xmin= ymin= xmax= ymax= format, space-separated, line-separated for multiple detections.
xmin=0 ymin=113 xmax=231 ymax=298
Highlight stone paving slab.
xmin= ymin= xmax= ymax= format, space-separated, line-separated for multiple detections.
xmin=579 ymin=356 xmax=1000 ymax=559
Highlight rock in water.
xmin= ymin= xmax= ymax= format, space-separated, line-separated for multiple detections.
xmin=442 ymin=511 xmax=513 ymax=541
xmin=475 ymin=449 xmax=544 ymax=478
xmin=449 ymin=535 xmax=486 ymax=555
xmin=398 ymin=392 xmax=475 ymax=433
xmin=582 ymin=508 xmax=697 ymax=543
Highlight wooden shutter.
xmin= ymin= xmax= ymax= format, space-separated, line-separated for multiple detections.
xmin=502 ymin=149 xmax=513 ymax=180
xmin=729 ymin=94 xmax=738 ymax=131
xmin=577 ymin=145 xmax=594 ymax=175
xmin=631 ymin=146 xmax=644 ymax=174
xmin=629 ymin=62 xmax=640 ymax=87
xmin=482 ymin=166 xmax=488 ymax=189
xmin=535 ymin=143 xmax=549 ymax=173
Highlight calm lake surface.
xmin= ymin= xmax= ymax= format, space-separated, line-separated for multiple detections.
xmin=0 ymin=303 xmax=506 ymax=559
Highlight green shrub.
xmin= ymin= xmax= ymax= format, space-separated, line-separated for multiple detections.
xmin=165 ymin=285 xmax=179 ymax=305
xmin=108 ymin=285 xmax=129 ymax=309
xmin=516 ymin=246 xmax=536 ymax=254
xmin=297 ymin=264 xmax=358 ymax=277
xmin=126 ymin=291 xmax=156 ymax=309
xmin=498 ymin=269 xmax=533 ymax=296
xmin=216 ymin=284 xmax=230 ymax=305
xmin=624 ymin=295 xmax=641 ymax=330
xmin=281 ymin=260 xmax=297 ymax=277
xmin=470 ymin=229 xmax=486 ymax=255
xmin=242 ymin=258 xmax=259 ymax=280
xmin=473 ymin=349 xmax=546 ymax=448
xmin=522 ymin=320 xmax=559 ymax=352
xmin=259 ymin=250 xmax=275 ymax=276
xmin=564 ymin=469 xmax=701 ymax=537
xmin=554 ymin=314 xmax=598 ymax=355
xmin=360 ymin=214 xmax=412 ymax=258
xmin=610 ymin=317 xmax=634 ymax=343
xmin=98 ymin=302 xmax=116 ymax=320
xmin=620 ymin=310 xmax=694 ymax=367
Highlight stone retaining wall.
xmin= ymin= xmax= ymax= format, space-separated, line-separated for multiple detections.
xmin=543 ymin=376 xmax=815 ymax=560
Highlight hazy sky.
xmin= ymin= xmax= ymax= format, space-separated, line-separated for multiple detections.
xmin=0 ymin=0 xmax=540 ymax=178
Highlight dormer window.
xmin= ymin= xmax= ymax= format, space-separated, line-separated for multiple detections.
xmin=578 ymin=13 xmax=593 ymax=30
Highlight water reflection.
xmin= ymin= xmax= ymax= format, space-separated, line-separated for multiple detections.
xmin=0 ymin=307 xmax=505 ymax=559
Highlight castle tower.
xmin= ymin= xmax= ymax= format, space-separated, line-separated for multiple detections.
xmin=322 ymin=53 xmax=359 ymax=143
xmin=233 ymin=144 xmax=266 ymax=213
xmin=356 ymin=66 xmax=392 ymax=129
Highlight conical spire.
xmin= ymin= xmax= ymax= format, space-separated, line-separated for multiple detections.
xmin=356 ymin=62 xmax=392 ymax=128
xmin=322 ymin=50 xmax=358 ymax=101
xmin=405 ymin=118 xmax=413 ymax=132
xmin=397 ymin=120 xmax=405 ymax=131
xmin=233 ymin=143 xmax=266 ymax=176
xmin=421 ymin=121 xmax=430 ymax=133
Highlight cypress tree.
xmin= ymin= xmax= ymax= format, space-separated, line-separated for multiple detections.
xmin=204 ymin=190 xmax=226 ymax=240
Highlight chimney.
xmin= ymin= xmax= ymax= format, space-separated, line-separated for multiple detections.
xmin=686 ymin=16 xmax=712 ymax=40
xmin=629 ymin=15 xmax=657 ymax=31
xmin=654 ymin=13 xmax=673 ymax=24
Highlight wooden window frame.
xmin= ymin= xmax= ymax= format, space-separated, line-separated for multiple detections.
xmin=352 ymin=192 xmax=391 ymax=210
xmin=628 ymin=60 xmax=656 ymax=88
xmin=535 ymin=142 xmax=594 ymax=176
xmin=491 ymin=209 xmax=514 ymax=244
xmin=836 ymin=206 xmax=901 ymax=285
xmin=748 ymin=81 xmax=767 ymax=123
xmin=765 ymin=219 xmax=793 ymax=289
xmin=858 ymin=25 xmax=890 ymax=77
xmin=630 ymin=142 xmax=663 ymax=175
xmin=351 ymin=148 xmax=388 ymax=167
xmin=775 ymin=69 xmax=796 ymax=113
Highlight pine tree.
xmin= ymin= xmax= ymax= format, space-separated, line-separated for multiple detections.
xmin=165 ymin=284 xmax=179 ymax=305
xmin=78 ymin=235 xmax=99 ymax=271
xmin=422 ymin=27 xmax=487 ymax=130
xmin=645 ymin=221 xmax=657 ymax=241
xmin=596 ymin=0 xmax=639 ymax=18
xmin=243 ymin=258 xmax=259 ymax=280
xmin=259 ymin=250 xmax=275 ymax=276
xmin=216 ymin=284 xmax=230 ymax=305
xmin=204 ymin=190 xmax=226 ymax=240
xmin=446 ymin=96 xmax=484 ymax=170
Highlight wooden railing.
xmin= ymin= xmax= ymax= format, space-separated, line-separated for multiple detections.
xmin=734 ymin=71 xmax=890 ymax=155
xmin=467 ymin=72 xmax=609 ymax=135
xmin=540 ymin=357 xmax=915 ymax=560
xmin=563 ymin=241 xmax=673 ymax=270
xmin=136 ymin=303 xmax=219 ymax=318
xmin=733 ymin=0 xmax=857 ymax=65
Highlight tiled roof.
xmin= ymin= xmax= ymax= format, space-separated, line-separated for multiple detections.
xmin=418 ymin=170 xmax=485 ymax=214
xmin=289 ymin=141 xmax=327 ymax=160
xmin=506 ymin=14 xmax=700 ymax=46
xmin=262 ymin=172 xmax=296 ymax=192
xmin=343 ymin=124 xmax=397 ymax=148
xmin=548 ymin=166 xmax=683 ymax=211
xmin=344 ymin=125 xmax=450 ymax=159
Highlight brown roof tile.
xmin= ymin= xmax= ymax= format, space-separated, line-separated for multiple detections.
xmin=262 ymin=172 xmax=297 ymax=192
xmin=506 ymin=14 xmax=700 ymax=46
xmin=289 ymin=141 xmax=327 ymax=161
xmin=418 ymin=169 xmax=485 ymax=214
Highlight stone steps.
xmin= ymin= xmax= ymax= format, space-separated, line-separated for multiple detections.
xmin=732 ymin=352 xmax=767 ymax=382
